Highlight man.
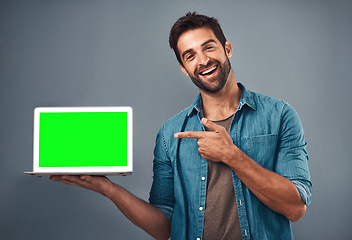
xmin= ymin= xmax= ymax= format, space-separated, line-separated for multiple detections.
xmin=51 ymin=12 xmax=311 ymax=240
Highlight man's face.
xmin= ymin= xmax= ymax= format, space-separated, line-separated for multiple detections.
xmin=177 ymin=27 xmax=232 ymax=93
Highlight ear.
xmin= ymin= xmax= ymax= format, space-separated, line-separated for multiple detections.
xmin=180 ymin=64 xmax=190 ymax=77
xmin=225 ymin=41 xmax=233 ymax=58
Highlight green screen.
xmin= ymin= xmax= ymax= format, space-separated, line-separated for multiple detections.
xmin=39 ymin=112 xmax=128 ymax=167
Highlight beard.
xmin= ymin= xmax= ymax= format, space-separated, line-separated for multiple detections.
xmin=188 ymin=57 xmax=232 ymax=94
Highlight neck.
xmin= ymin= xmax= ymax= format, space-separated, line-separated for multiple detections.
xmin=200 ymin=71 xmax=242 ymax=121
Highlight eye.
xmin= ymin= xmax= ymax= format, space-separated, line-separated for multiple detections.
xmin=185 ymin=54 xmax=195 ymax=62
xmin=205 ymin=45 xmax=215 ymax=51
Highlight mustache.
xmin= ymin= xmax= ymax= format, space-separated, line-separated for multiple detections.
xmin=195 ymin=59 xmax=220 ymax=75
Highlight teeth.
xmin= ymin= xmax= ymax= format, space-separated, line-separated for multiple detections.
xmin=201 ymin=66 xmax=217 ymax=75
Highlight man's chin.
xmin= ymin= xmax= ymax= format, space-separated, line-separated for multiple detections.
xmin=190 ymin=75 xmax=226 ymax=93
xmin=199 ymin=83 xmax=225 ymax=94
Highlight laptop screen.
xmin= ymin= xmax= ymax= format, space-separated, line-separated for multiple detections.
xmin=31 ymin=107 xmax=133 ymax=175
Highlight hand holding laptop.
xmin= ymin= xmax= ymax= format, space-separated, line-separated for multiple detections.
xmin=50 ymin=175 xmax=114 ymax=197
xmin=27 ymin=106 xmax=171 ymax=239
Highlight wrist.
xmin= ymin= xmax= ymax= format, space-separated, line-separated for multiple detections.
xmin=101 ymin=179 xmax=117 ymax=199
xmin=222 ymin=144 xmax=236 ymax=164
xmin=222 ymin=144 xmax=243 ymax=167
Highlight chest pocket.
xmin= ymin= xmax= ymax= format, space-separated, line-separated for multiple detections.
xmin=245 ymin=134 xmax=278 ymax=171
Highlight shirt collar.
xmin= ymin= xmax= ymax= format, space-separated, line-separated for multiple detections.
xmin=187 ymin=82 xmax=256 ymax=117
xmin=237 ymin=83 xmax=256 ymax=111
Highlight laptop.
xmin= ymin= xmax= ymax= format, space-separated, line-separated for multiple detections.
xmin=25 ymin=106 xmax=133 ymax=176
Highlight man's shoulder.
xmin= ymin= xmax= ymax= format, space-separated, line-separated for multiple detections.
xmin=238 ymin=83 xmax=288 ymax=113
xmin=161 ymin=106 xmax=191 ymax=132
xmin=251 ymin=90 xmax=286 ymax=105
xmin=248 ymin=90 xmax=291 ymax=113
xmin=247 ymin=89 xmax=302 ymax=129
xmin=155 ymin=106 xmax=191 ymax=149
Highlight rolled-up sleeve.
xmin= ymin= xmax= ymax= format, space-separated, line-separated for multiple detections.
xmin=292 ymin=179 xmax=312 ymax=207
xmin=149 ymin=125 xmax=175 ymax=220
xmin=275 ymin=103 xmax=312 ymax=206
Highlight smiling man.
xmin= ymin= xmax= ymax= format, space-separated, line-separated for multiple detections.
xmin=51 ymin=12 xmax=311 ymax=240
xmin=178 ymin=35 xmax=231 ymax=93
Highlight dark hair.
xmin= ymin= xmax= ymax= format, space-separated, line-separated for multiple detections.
xmin=169 ymin=12 xmax=227 ymax=65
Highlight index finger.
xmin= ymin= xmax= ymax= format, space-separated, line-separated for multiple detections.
xmin=174 ymin=131 xmax=206 ymax=139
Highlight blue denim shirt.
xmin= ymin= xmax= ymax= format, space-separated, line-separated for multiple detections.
xmin=149 ymin=83 xmax=311 ymax=240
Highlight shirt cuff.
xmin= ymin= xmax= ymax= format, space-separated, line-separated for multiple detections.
xmin=292 ymin=179 xmax=312 ymax=207
xmin=149 ymin=202 xmax=174 ymax=220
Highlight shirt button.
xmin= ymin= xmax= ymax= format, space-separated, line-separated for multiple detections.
xmin=201 ymin=177 xmax=205 ymax=181
xmin=199 ymin=207 xmax=203 ymax=211
xmin=197 ymin=238 xmax=201 ymax=240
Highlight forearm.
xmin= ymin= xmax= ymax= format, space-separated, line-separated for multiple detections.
xmin=104 ymin=183 xmax=171 ymax=240
xmin=223 ymin=147 xmax=306 ymax=222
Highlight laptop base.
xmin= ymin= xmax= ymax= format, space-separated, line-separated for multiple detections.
xmin=24 ymin=171 xmax=132 ymax=177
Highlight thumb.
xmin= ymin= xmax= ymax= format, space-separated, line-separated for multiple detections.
xmin=201 ymin=118 xmax=222 ymax=132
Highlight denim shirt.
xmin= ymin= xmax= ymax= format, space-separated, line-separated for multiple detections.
xmin=149 ymin=83 xmax=312 ymax=240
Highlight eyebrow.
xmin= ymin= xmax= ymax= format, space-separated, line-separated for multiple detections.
xmin=201 ymin=39 xmax=217 ymax=47
xmin=181 ymin=39 xmax=217 ymax=60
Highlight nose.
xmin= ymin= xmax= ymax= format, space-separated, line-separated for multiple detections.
xmin=198 ymin=52 xmax=210 ymax=66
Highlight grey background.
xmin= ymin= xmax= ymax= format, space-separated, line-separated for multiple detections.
xmin=1 ymin=0 xmax=351 ymax=239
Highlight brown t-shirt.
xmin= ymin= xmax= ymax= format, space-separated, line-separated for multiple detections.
xmin=203 ymin=115 xmax=242 ymax=240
